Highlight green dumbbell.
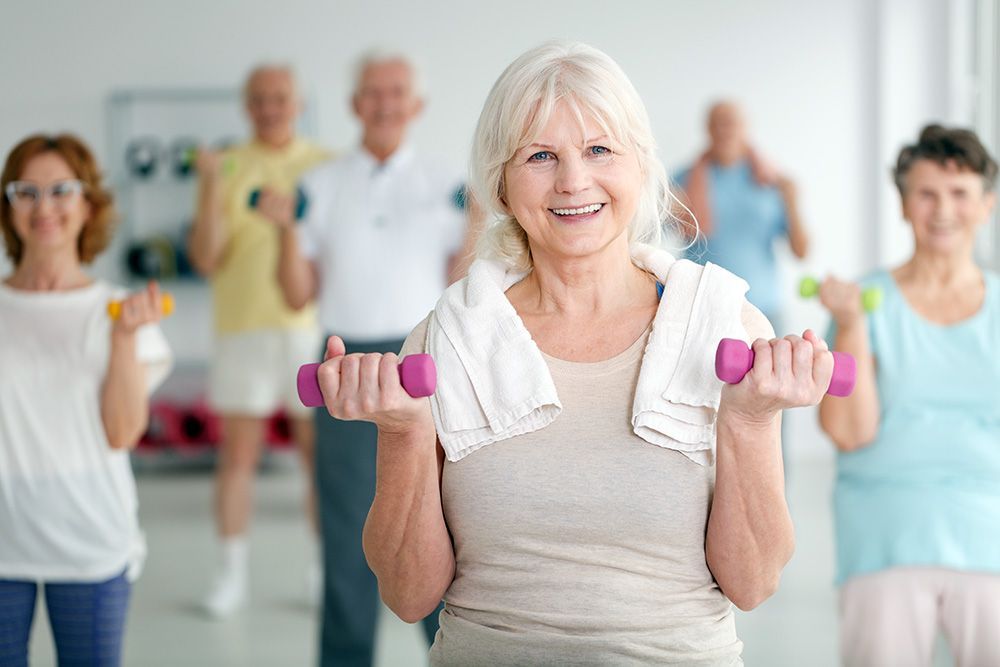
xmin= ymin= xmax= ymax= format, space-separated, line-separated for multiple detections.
xmin=799 ymin=277 xmax=883 ymax=312
xmin=248 ymin=186 xmax=308 ymax=220
xmin=180 ymin=148 xmax=236 ymax=177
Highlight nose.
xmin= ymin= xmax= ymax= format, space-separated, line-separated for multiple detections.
xmin=34 ymin=192 xmax=56 ymax=216
xmin=554 ymin=153 xmax=590 ymax=195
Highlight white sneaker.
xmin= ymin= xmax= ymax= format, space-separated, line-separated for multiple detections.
xmin=201 ymin=565 xmax=247 ymax=618
xmin=304 ymin=561 xmax=322 ymax=609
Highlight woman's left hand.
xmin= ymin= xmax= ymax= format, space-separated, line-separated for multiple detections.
xmin=112 ymin=281 xmax=164 ymax=336
xmin=720 ymin=330 xmax=835 ymax=424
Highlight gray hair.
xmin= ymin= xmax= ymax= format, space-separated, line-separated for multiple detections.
xmin=470 ymin=41 xmax=676 ymax=271
xmin=352 ymin=49 xmax=424 ymax=98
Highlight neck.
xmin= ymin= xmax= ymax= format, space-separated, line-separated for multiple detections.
xmin=362 ymin=135 xmax=403 ymax=164
xmin=7 ymin=249 xmax=89 ymax=291
xmin=255 ymin=132 xmax=294 ymax=150
xmin=708 ymin=145 xmax=747 ymax=167
xmin=519 ymin=239 xmax=652 ymax=317
xmin=900 ymin=248 xmax=980 ymax=288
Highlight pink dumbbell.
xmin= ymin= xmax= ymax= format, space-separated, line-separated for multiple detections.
xmin=715 ymin=338 xmax=856 ymax=397
xmin=297 ymin=354 xmax=437 ymax=407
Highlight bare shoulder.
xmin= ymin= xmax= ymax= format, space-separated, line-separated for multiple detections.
xmin=741 ymin=301 xmax=776 ymax=342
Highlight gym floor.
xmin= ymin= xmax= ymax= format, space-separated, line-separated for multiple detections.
xmin=28 ymin=455 xmax=952 ymax=666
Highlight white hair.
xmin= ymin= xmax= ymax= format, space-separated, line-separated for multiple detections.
xmin=470 ymin=41 xmax=678 ymax=271
xmin=351 ymin=49 xmax=424 ymax=97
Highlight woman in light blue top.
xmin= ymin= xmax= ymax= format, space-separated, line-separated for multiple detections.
xmin=818 ymin=124 xmax=1000 ymax=667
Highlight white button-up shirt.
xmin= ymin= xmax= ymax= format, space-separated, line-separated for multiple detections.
xmin=299 ymin=146 xmax=466 ymax=341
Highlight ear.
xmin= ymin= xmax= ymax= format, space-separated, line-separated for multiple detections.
xmin=898 ymin=191 xmax=911 ymax=225
xmin=496 ymin=178 xmax=511 ymax=215
xmin=351 ymin=94 xmax=362 ymax=119
xmin=983 ymin=190 xmax=997 ymax=218
xmin=411 ymin=96 xmax=425 ymax=118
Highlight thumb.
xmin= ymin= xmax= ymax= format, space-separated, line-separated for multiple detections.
xmin=324 ymin=335 xmax=346 ymax=361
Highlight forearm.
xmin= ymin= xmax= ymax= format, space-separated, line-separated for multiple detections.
xmin=363 ymin=426 xmax=455 ymax=622
xmin=785 ymin=200 xmax=809 ymax=259
xmin=819 ymin=323 xmax=879 ymax=450
xmin=276 ymin=227 xmax=317 ymax=309
xmin=100 ymin=333 xmax=149 ymax=449
xmin=189 ymin=177 xmax=226 ymax=275
xmin=706 ymin=409 xmax=794 ymax=611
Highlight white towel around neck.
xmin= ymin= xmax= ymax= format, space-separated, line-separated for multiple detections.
xmin=426 ymin=243 xmax=749 ymax=466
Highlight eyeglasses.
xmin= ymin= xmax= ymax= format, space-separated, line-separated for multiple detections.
xmin=4 ymin=179 xmax=85 ymax=211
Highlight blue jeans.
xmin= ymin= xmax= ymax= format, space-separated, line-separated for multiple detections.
xmin=0 ymin=570 xmax=130 ymax=667
xmin=315 ymin=337 xmax=443 ymax=667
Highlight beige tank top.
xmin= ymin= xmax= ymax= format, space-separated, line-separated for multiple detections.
xmin=425 ymin=324 xmax=743 ymax=666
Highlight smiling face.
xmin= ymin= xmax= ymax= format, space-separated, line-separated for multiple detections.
xmin=9 ymin=151 xmax=91 ymax=262
xmin=353 ymin=59 xmax=423 ymax=154
xmin=245 ymin=68 xmax=301 ymax=147
xmin=900 ymin=158 xmax=995 ymax=258
xmin=707 ymin=102 xmax=748 ymax=163
xmin=502 ymin=101 xmax=642 ymax=267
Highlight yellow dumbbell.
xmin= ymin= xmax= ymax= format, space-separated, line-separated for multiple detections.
xmin=799 ymin=277 xmax=882 ymax=312
xmin=107 ymin=293 xmax=175 ymax=320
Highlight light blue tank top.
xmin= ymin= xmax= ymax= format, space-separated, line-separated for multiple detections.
xmin=675 ymin=160 xmax=788 ymax=318
xmin=829 ymin=269 xmax=1000 ymax=584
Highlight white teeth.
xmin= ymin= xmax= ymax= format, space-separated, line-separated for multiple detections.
xmin=552 ymin=203 xmax=603 ymax=216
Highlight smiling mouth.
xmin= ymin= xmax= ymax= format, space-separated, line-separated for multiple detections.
xmin=550 ymin=203 xmax=605 ymax=217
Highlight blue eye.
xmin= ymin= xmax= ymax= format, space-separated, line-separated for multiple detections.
xmin=590 ymin=145 xmax=611 ymax=155
xmin=528 ymin=151 xmax=554 ymax=162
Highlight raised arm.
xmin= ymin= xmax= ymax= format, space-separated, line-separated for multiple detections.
xmin=778 ymin=176 xmax=809 ymax=259
xmin=101 ymin=282 xmax=165 ymax=449
xmin=817 ymin=276 xmax=880 ymax=451
xmin=254 ymin=187 xmax=319 ymax=310
xmin=313 ymin=334 xmax=455 ymax=622
xmin=188 ymin=149 xmax=229 ymax=276
xmin=706 ymin=305 xmax=832 ymax=610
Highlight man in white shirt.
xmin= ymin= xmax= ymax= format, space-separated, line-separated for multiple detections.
xmin=267 ymin=51 xmax=470 ymax=666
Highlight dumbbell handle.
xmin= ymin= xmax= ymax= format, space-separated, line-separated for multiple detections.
xmin=800 ymin=277 xmax=882 ymax=312
xmin=297 ymin=354 xmax=437 ymax=408
xmin=715 ymin=338 xmax=856 ymax=397
xmin=248 ymin=187 xmax=308 ymax=220
xmin=107 ymin=293 xmax=175 ymax=320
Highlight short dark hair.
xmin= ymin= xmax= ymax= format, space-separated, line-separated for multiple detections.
xmin=0 ymin=133 xmax=117 ymax=265
xmin=893 ymin=124 xmax=998 ymax=196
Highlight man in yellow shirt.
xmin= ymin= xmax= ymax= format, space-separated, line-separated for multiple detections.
xmin=188 ymin=64 xmax=329 ymax=617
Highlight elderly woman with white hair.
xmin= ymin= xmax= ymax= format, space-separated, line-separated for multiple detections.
xmin=314 ymin=42 xmax=834 ymax=665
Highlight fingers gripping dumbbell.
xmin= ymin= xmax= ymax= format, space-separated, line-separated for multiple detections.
xmin=714 ymin=338 xmax=856 ymax=397
xmin=799 ymin=277 xmax=883 ymax=312
xmin=248 ymin=186 xmax=309 ymax=221
xmin=297 ymin=354 xmax=437 ymax=407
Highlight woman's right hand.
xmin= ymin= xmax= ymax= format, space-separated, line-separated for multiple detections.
xmin=818 ymin=275 xmax=864 ymax=329
xmin=316 ymin=336 xmax=434 ymax=435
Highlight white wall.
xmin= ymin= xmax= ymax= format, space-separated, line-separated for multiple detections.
xmin=0 ymin=0 xmax=964 ymax=462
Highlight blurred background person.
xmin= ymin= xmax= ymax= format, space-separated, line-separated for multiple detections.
xmin=268 ymin=50 xmax=472 ymax=666
xmin=0 ymin=134 xmax=172 ymax=666
xmin=675 ymin=100 xmax=809 ymax=331
xmin=188 ymin=64 xmax=330 ymax=618
xmin=818 ymin=125 xmax=1000 ymax=667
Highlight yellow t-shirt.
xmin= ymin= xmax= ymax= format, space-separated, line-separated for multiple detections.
xmin=211 ymin=139 xmax=331 ymax=334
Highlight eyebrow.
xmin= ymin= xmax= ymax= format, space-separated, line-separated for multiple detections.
xmin=525 ymin=135 xmax=611 ymax=150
